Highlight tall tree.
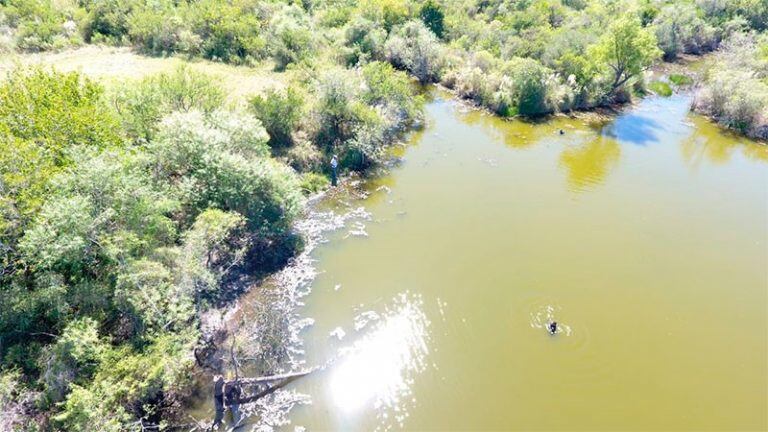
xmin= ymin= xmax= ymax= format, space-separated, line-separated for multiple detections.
xmin=589 ymin=15 xmax=662 ymax=91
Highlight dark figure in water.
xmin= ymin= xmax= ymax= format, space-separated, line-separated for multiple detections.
xmin=559 ymin=129 xmax=565 ymax=135
xmin=548 ymin=321 xmax=558 ymax=335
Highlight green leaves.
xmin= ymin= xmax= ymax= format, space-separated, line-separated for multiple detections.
xmin=588 ymin=15 xmax=662 ymax=91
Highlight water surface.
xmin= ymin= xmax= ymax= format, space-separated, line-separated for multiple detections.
xmin=289 ymin=93 xmax=768 ymax=431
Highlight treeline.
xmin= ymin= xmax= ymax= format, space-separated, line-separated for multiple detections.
xmin=0 ymin=60 xmax=421 ymax=429
xmin=2 ymin=0 xmax=767 ymax=119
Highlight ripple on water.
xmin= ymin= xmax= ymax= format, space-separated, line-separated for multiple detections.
xmin=523 ymin=298 xmax=615 ymax=382
xmin=329 ymin=292 xmax=431 ymax=431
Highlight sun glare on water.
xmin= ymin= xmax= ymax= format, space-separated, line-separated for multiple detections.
xmin=329 ymin=293 xmax=430 ymax=428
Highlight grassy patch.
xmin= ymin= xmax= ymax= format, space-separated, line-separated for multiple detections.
xmin=648 ymin=81 xmax=673 ymax=97
xmin=669 ymin=74 xmax=694 ymax=86
xmin=0 ymin=46 xmax=288 ymax=103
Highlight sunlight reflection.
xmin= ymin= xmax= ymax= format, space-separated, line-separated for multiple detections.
xmin=330 ymin=293 xmax=430 ymax=428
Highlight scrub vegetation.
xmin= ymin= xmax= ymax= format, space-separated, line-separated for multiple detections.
xmin=0 ymin=0 xmax=766 ymax=430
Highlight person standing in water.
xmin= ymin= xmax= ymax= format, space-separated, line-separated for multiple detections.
xmin=330 ymin=155 xmax=339 ymax=186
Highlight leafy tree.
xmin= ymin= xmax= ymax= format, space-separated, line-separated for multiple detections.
xmin=249 ymin=87 xmax=304 ymax=148
xmin=420 ymin=0 xmax=445 ymax=38
xmin=588 ymin=15 xmax=661 ymax=91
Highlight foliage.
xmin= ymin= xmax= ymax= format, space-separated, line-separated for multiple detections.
xmin=148 ymin=109 xmax=302 ymax=236
xmin=3 ymin=0 xmax=82 ymax=51
xmin=588 ymin=15 xmax=662 ymax=92
xmin=342 ymin=16 xmax=387 ymax=65
xmin=653 ymin=3 xmax=719 ymax=60
xmin=112 ymin=65 xmax=225 ymax=142
xmin=668 ymin=73 xmax=693 ymax=86
xmin=249 ymin=87 xmax=305 ymax=148
xmin=82 ymin=0 xmax=133 ymax=44
xmin=385 ymin=20 xmax=445 ymax=84
xmin=648 ymin=80 xmax=672 ymax=97
xmin=694 ymin=33 xmax=768 ymax=139
xmin=268 ymin=4 xmax=315 ymax=70
xmin=420 ymin=0 xmax=444 ymax=39
xmin=0 ymin=68 xmax=305 ymax=430
xmin=299 ymin=172 xmax=330 ymax=194
xmin=0 ymin=68 xmax=122 ymax=248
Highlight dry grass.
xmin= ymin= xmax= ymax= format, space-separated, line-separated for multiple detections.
xmin=0 ymin=45 xmax=289 ymax=103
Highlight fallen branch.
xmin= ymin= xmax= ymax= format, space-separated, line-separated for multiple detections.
xmin=226 ymin=368 xmax=316 ymax=387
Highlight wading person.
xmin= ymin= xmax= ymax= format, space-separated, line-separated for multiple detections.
xmin=330 ymin=155 xmax=339 ymax=187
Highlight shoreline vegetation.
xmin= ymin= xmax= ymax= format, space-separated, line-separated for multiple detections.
xmin=1 ymin=0 xmax=767 ymax=430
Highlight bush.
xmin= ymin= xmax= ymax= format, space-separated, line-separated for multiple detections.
xmin=668 ymin=73 xmax=693 ymax=86
xmin=385 ymin=20 xmax=445 ymax=84
xmin=127 ymin=0 xmax=185 ymax=54
xmin=268 ymin=5 xmax=315 ymax=70
xmin=112 ymin=66 xmax=225 ymax=142
xmin=501 ymin=58 xmax=552 ymax=116
xmin=342 ymin=16 xmax=387 ymax=65
xmin=82 ymin=0 xmax=133 ymax=44
xmin=420 ymin=0 xmax=445 ymax=39
xmin=311 ymin=69 xmax=369 ymax=149
xmin=654 ymin=4 xmax=719 ymax=60
xmin=186 ymin=0 xmax=266 ymax=63
xmin=648 ymin=81 xmax=672 ymax=96
xmin=694 ymin=33 xmax=768 ymax=138
xmin=149 ymin=110 xmax=303 ymax=235
xmin=361 ymin=61 xmax=424 ymax=128
xmin=0 ymin=68 xmax=122 ymax=228
xmin=249 ymin=87 xmax=304 ymax=148
xmin=300 ymin=172 xmax=330 ymax=195
xmin=284 ymin=139 xmax=324 ymax=173
xmin=4 ymin=0 xmax=82 ymax=51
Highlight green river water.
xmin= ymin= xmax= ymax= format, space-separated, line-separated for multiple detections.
xmin=212 ymin=92 xmax=768 ymax=431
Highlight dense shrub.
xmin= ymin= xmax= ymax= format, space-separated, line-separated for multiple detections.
xmin=3 ymin=0 xmax=82 ymax=51
xmin=112 ymin=66 xmax=225 ymax=142
xmin=186 ymin=0 xmax=266 ymax=63
xmin=420 ymin=0 xmax=445 ymax=39
xmin=342 ymin=16 xmax=387 ymax=65
xmin=148 ymin=110 xmax=303 ymax=235
xmin=0 ymin=68 xmax=122 ymax=240
xmin=694 ymin=33 xmax=768 ymax=139
xmin=268 ymin=5 xmax=315 ymax=70
xmin=653 ymin=3 xmax=719 ymax=60
xmin=82 ymin=0 xmax=133 ymax=44
xmin=385 ymin=20 xmax=445 ymax=84
xmin=249 ymin=87 xmax=305 ymax=149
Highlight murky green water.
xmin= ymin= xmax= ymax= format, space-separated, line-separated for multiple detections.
xmin=285 ymin=93 xmax=768 ymax=431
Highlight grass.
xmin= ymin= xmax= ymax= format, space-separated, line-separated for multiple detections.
xmin=0 ymin=45 xmax=289 ymax=103
xmin=648 ymin=81 xmax=673 ymax=97
xmin=668 ymin=73 xmax=694 ymax=86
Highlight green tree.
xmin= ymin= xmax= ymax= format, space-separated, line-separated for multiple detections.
xmin=588 ymin=15 xmax=661 ymax=91
xmin=249 ymin=87 xmax=304 ymax=148
xmin=420 ymin=0 xmax=445 ymax=38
